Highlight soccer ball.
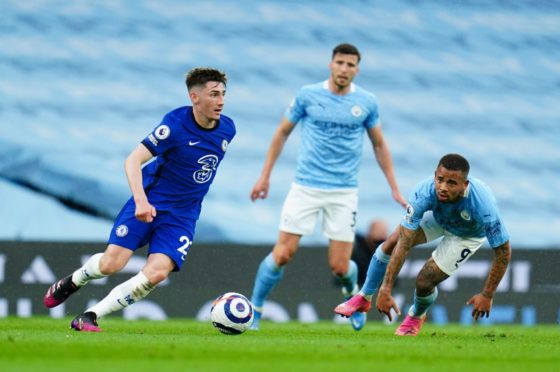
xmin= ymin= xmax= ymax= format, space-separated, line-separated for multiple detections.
xmin=210 ymin=292 xmax=254 ymax=335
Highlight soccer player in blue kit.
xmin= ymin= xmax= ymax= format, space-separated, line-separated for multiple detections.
xmin=335 ymin=154 xmax=511 ymax=336
xmin=43 ymin=68 xmax=235 ymax=331
xmin=249 ymin=43 xmax=407 ymax=331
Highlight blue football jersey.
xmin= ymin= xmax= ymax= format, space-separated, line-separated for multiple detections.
xmin=401 ymin=177 xmax=510 ymax=248
xmin=286 ymin=80 xmax=380 ymax=189
xmin=139 ymin=106 xmax=236 ymax=220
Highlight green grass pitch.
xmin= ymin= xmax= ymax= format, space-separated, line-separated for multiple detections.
xmin=1 ymin=317 xmax=559 ymax=371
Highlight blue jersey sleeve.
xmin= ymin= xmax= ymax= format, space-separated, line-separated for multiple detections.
xmin=285 ymin=88 xmax=307 ymax=124
xmin=401 ymin=179 xmax=434 ymax=230
xmin=484 ymin=219 xmax=509 ymax=248
xmin=467 ymin=180 xmax=510 ymax=248
xmin=141 ymin=114 xmax=181 ymax=156
xmin=363 ymin=93 xmax=380 ymax=129
xmin=479 ymin=192 xmax=510 ymax=248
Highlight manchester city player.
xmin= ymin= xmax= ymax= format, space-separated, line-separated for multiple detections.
xmin=249 ymin=43 xmax=407 ymax=331
xmin=335 ymin=154 xmax=511 ymax=336
xmin=43 ymin=68 xmax=236 ymax=331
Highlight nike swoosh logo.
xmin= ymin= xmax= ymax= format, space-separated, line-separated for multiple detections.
xmin=189 ymin=140 xmax=201 ymax=146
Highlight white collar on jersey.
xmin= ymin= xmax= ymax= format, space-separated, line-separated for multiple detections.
xmin=323 ymin=80 xmax=356 ymax=93
xmin=463 ymin=183 xmax=471 ymax=198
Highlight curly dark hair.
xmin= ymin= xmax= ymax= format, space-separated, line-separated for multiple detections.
xmin=185 ymin=68 xmax=227 ymax=90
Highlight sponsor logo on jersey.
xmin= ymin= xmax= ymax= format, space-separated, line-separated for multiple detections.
xmin=116 ymin=225 xmax=128 ymax=237
xmin=155 ymin=125 xmax=170 ymax=140
xmin=221 ymin=139 xmax=228 ymax=152
xmin=193 ymin=155 xmax=219 ymax=184
xmin=460 ymin=210 xmax=471 ymax=221
xmin=487 ymin=220 xmax=503 ymax=243
xmin=189 ymin=140 xmax=201 ymax=146
xmin=316 ymin=121 xmax=360 ymax=136
xmin=148 ymin=134 xmax=158 ymax=146
xmin=351 ymin=105 xmax=362 ymax=117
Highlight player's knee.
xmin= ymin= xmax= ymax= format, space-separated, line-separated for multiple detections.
xmin=273 ymin=251 xmax=293 ymax=266
xmin=272 ymin=242 xmax=296 ymax=266
xmin=143 ymin=269 xmax=169 ymax=285
xmin=330 ymin=261 xmax=348 ymax=276
xmin=382 ymin=230 xmax=399 ymax=254
xmin=98 ymin=256 xmax=126 ymax=275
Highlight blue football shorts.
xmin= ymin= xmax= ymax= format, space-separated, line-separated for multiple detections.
xmin=107 ymin=199 xmax=196 ymax=271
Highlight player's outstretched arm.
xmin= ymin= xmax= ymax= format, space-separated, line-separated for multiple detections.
xmin=466 ymin=241 xmax=511 ymax=320
xmin=250 ymin=117 xmax=295 ymax=201
xmin=366 ymin=125 xmax=407 ymax=208
xmin=124 ymin=143 xmax=157 ymax=223
xmin=376 ymin=226 xmax=417 ymax=320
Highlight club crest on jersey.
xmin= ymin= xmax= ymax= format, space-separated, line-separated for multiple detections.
xmin=155 ymin=125 xmax=170 ymax=140
xmin=115 ymin=224 xmax=128 ymax=237
xmin=460 ymin=210 xmax=471 ymax=221
xmin=221 ymin=139 xmax=229 ymax=152
xmin=351 ymin=105 xmax=362 ymax=117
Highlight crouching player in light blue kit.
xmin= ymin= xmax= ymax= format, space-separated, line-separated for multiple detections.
xmin=250 ymin=43 xmax=407 ymax=331
xmin=335 ymin=154 xmax=511 ymax=336
xmin=43 ymin=68 xmax=236 ymax=331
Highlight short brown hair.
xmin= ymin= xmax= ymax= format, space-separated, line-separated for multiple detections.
xmin=332 ymin=43 xmax=361 ymax=63
xmin=185 ymin=68 xmax=227 ymax=90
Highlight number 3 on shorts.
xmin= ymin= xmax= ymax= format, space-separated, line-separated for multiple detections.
xmin=177 ymin=236 xmax=192 ymax=261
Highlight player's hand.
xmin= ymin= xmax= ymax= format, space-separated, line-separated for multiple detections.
xmin=376 ymin=287 xmax=401 ymax=321
xmin=250 ymin=176 xmax=270 ymax=202
xmin=466 ymin=293 xmax=493 ymax=320
xmin=135 ymin=199 xmax=157 ymax=223
xmin=393 ymin=190 xmax=408 ymax=209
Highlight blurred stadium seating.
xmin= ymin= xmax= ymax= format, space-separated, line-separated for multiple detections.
xmin=1 ymin=0 xmax=559 ymax=246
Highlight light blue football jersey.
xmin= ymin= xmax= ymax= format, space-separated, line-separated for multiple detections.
xmin=286 ymin=80 xmax=380 ymax=189
xmin=401 ymin=177 xmax=510 ymax=248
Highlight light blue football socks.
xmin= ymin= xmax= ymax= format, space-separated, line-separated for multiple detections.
xmin=250 ymin=253 xmax=285 ymax=330
xmin=408 ymin=288 xmax=438 ymax=317
xmin=360 ymin=244 xmax=391 ymax=299
xmin=251 ymin=253 xmax=285 ymax=310
xmin=337 ymin=259 xmax=366 ymax=331
xmin=338 ymin=259 xmax=358 ymax=297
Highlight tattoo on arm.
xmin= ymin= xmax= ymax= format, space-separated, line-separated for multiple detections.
xmin=382 ymin=228 xmax=416 ymax=290
xmin=482 ymin=242 xmax=511 ymax=298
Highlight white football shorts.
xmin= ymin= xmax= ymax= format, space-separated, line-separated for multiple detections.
xmin=420 ymin=212 xmax=486 ymax=276
xmin=279 ymin=183 xmax=358 ymax=242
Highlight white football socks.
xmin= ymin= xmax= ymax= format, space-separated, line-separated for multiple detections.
xmin=72 ymin=253 xmax=107 ymax=287
xmin=87 ymin=271 xmax=155 ymax=319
